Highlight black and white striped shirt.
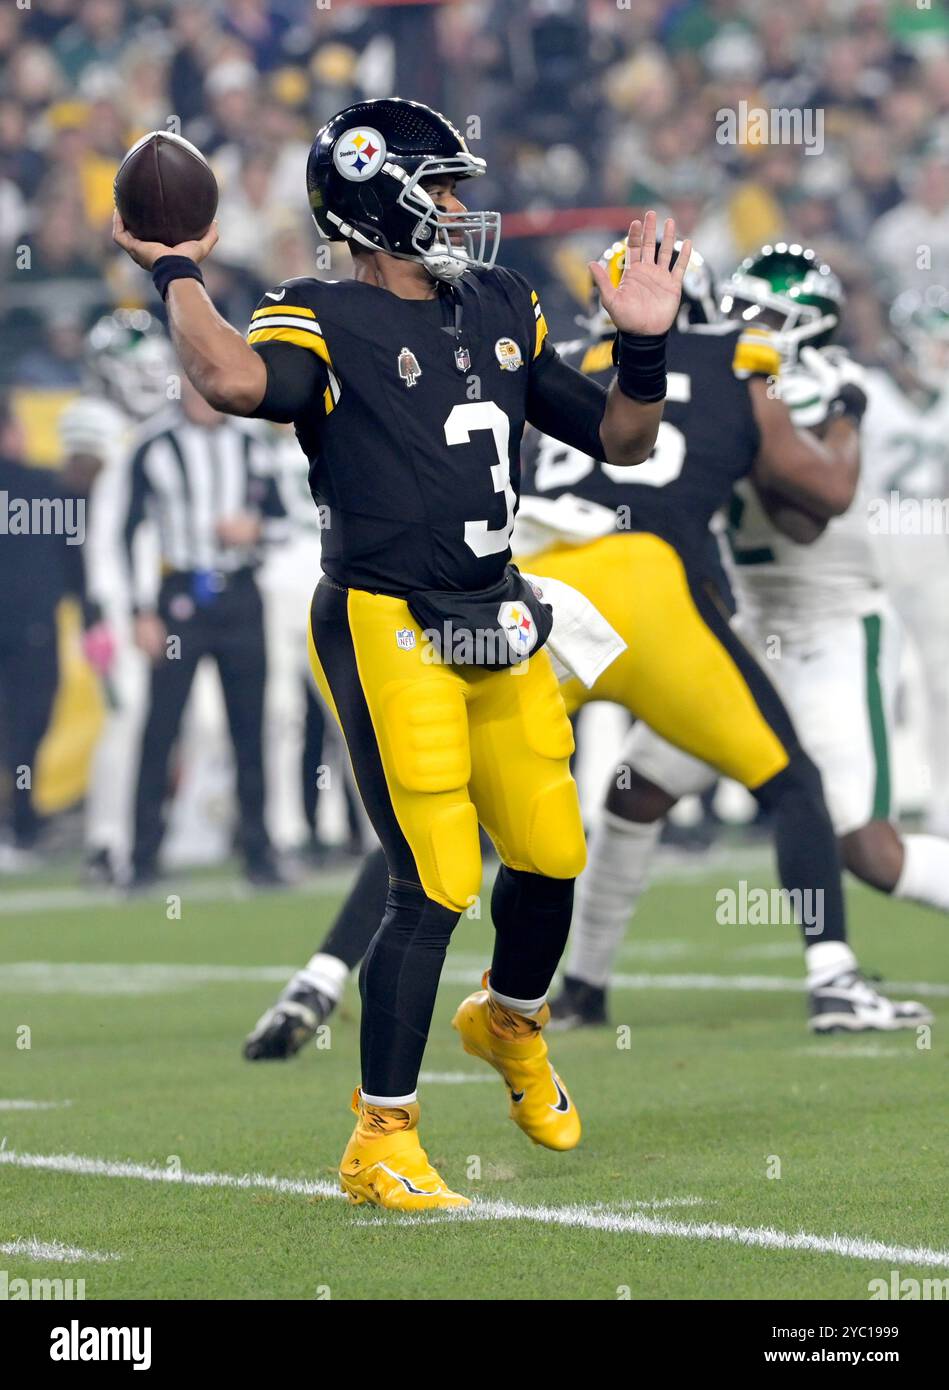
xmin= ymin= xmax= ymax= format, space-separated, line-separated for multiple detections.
xmin=123 ymin=410 xmax=286 ymax=606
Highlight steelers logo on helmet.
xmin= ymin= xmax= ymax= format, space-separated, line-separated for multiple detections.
xmin=333 ymin=127 xmax=387 ymax=182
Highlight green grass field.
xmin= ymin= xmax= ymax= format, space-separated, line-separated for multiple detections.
xmin=1 ymin=855 xmax=947 ymax=1301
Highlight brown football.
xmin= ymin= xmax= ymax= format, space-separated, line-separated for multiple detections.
xmin=114 ymin=131 xmax=218 ymax=246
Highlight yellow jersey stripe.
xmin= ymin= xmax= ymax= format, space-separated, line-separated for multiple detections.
xmin=246 ymin=325 xmax=333 ymax=366
xmin=251 ymin=303 xmax=317 ymax=320
xmin=529 ymin=289 xmax=548 ymax=356
xmin=534 ymin=311 xmax=548 ymax=359
xmin=579 ymin=340 xmax=614 ymax=375
xmin=732 ymin=330 xmax=782 ymax=379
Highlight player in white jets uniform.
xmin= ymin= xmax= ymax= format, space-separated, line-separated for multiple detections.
xmin=555 ymin=248 xmax=942 ymax=1033
xmin=860 ymin=292 xmax=949 ymax=836
xmin=58 ymin=310 xmax=171 ymax=883
xmin=724 ymin=345 xmax=905 ymax=878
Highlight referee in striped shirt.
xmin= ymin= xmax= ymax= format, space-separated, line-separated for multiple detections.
xmin=123 ymin=378 xmax=288 ymax=889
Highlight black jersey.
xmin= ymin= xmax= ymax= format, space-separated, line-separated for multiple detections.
xmin=520 ymin=321 xmax=778 ymax=573
xmin=247 ymin=267 xmax=607 ymax=595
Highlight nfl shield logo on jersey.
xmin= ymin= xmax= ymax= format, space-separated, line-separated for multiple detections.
xmin=395 ymin=627 xmax=416 ymax=650
xmin=454 ymin=345 xmax=471 ymax=372
xmin=498 ymin=600 xmax=537 ymax=659
xmin=398 ymin=346 xmax=422 ymax=387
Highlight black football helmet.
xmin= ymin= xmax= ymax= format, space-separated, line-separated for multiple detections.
xmin=306 ymin=97 xmax=500 ymax=282
xmin=581 ymin=239 xmax=716 ymax=337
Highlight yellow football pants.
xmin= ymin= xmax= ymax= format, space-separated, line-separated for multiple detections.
xmin=522 ymin=532 xmax=792 ymax=789
xmin=308 ymin=579 xmax=586 ymax=913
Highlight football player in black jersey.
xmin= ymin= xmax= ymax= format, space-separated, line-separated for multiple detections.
xmin=113 ymin=98 xmax=691 ymax=1210
xmin=241 ymin=238 xmax=921 ymax=1070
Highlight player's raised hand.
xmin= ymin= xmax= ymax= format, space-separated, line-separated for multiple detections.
xmin=590 ymin=212 xmax=691 ymax=336
xmin=112 ymin=210 xmax=219 ymax=272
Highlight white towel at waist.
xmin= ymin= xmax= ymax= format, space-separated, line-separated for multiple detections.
xmin=521 ymin=571 xmax=626 ymax=688
xmin=512 ymin=493 xmax=618 ymax=559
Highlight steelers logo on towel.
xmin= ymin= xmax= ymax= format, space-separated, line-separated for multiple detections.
xmin=333 ymin=127 xmax=387 ymax=182
xmin=498 ymin=600 xmax=537 ymax=658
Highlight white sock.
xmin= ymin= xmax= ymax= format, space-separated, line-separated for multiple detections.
xmin=566 ymin=812 xmax=662 ymax=988
xmin=296 ymin=952 xmax=349 ymax=1003
xmin=894 ymin=834 xmax=949 ymax=913
xmin=805 ymin=939 xmax=858 ymax=988
xmin=487 ymin=982 xmax=545 ymax=1016
xmin=360 ymin=1089 xmax=417 ymax=1108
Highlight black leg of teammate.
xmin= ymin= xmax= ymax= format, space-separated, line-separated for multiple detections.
xmin=321 ymin=845 xmax=389 ymax=969
xmin=753 ymin=756 xmax=846 ymax=944
xmin=691 ymin=575 xmax=847 ymax=946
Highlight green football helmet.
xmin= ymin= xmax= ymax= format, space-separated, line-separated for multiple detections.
xmin=719 ymin=242 xmax=843 ymax=359
xmin=889 ymin=289 xmax=949 ymax=394
xmin=84 ymin=309 xmax=174 ymax=420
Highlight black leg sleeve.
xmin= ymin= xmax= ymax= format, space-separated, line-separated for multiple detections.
xmin=358 ymin=880 xmax=460 ymax=1097
xmin=490 ymin=866 xmax=575 ymax=1002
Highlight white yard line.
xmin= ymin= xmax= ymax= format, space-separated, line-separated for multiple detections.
xmin=3 ymin=960 xmax=947 ymax=999
xmin=0 ymin=1099 xmax=72 ymax=1111
xmin=0 ymin=849 xmax=773 ymax=918
xmin=0 ymin=871 xmax=359 ymax=917
xmin=441 ymin=967 xmax=949 ymax=998
xmin=0 ymin=963 xmax=295 ymax=995
xmin=0 ymin=1236 xmax=119 ymax=1263
xmin=3 ymin=1147 xmax=948 ymax=1270
xmin=794 ymin=1045 xmax=915 ymax=1059
xmin=0 ymin=1147 xmax=339 ymax=1198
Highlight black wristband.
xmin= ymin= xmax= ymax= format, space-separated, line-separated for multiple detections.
xmin=152 ymin=255 xmax=204 ymax=302
xmin=615 ymin=331 xmax=668 ymax=403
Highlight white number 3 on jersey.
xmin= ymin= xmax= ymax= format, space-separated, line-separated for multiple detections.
xmin=445 ymin=401 xmax=517 ymax=559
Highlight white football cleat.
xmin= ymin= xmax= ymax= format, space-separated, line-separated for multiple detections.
xmin=809 ymin=971 xmax=932 ymax=1032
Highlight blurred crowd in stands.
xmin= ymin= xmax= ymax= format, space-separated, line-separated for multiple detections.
xmin=2 ymin=0 xmax=949 ymax=430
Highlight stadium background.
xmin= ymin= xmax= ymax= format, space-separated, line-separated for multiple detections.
xmin=2 ymin=0 xmax=949 ymax=1312
xmin=1 ymin=0 xmax=949 ymax=852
